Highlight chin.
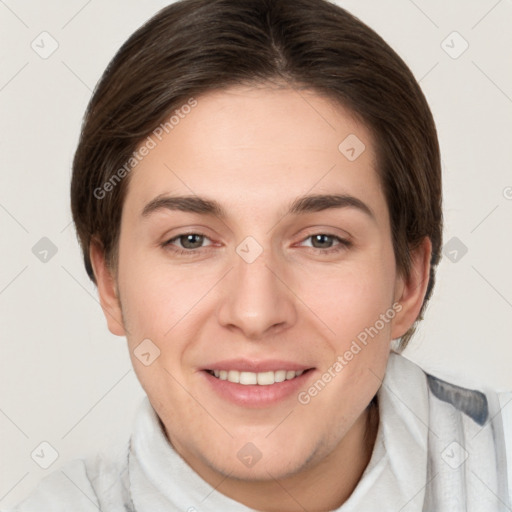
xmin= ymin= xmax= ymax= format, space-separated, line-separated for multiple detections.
xmin=203 ymin=437 xmax=318 ymax=481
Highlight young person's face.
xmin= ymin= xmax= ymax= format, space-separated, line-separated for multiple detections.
xmin=92 ymin=85 xmax=428 ymax=483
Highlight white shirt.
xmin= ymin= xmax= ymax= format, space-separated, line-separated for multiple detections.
xmin=4 ymin=353 xmax=511 ymax=511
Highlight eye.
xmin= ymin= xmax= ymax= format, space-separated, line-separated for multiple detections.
xmin=163 ymin=232 xmax=213 ymax=254
xmin=161 ymin=232 xmax=350 ymax=257
xmin=298 ymin=233 xmax=351 ymax=254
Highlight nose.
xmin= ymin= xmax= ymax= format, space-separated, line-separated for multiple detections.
xmin=216 ymin=246 xmax=297 ymax=340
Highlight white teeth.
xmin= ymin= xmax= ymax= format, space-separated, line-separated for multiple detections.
xmin=227 ymin=370 xmax=240 ymax=383
xmin=210 ymin=369 xmax=306 ymax=385
xmin=274 ymin=370 xmax=286 ymax=383
xmin=239 ymin=371 xmax=257 ymax=385
xmin=256 ymin=371 xmax=274 ymax=385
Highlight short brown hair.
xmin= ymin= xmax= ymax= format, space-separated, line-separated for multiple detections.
xmin=71 ymin=0 xmax=442 ymax=349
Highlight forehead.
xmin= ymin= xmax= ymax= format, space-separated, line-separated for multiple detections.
xmin=123 ymin=85 xmax=386 ymax=223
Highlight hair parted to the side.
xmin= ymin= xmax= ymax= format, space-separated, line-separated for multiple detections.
xmin=71 ymin=0 xmax=442 ymax=350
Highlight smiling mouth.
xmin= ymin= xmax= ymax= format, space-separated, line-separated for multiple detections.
xmin=205 ymin=369 xmax=313 ymax=385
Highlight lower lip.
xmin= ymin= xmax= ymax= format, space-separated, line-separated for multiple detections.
xmin=201 ymin=370 xmax=314 ymax=408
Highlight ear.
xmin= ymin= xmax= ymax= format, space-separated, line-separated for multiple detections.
xmin=391 ymin=237 xmax=432 ymax=340
xmin=89 ymin=239 xmax=126 ymax=336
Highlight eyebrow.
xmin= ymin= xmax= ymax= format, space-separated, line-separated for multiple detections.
xmin=141 ymin=193 xmax=375 ymax=220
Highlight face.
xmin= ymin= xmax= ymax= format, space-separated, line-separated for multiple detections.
xmin=93 ymin=84 xmax=427 ymax=483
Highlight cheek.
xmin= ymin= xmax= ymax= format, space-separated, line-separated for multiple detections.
xmin=296 ymin=266 xmax=394 ymax=440
xmin=117 ymin=234 xmax=199 ymax=334
xmin=297 ymin=256 xmax=396 ymax=344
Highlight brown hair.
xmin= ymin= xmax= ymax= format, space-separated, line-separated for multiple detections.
xmin=71 ymin=0 xmax=442 ymax=349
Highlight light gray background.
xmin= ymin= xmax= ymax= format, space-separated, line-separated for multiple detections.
xmin=1 ymin=0 xmax=511 ymax=507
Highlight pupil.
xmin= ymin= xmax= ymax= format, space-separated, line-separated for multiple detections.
xmin=313 ymin=234 xmax=331 ymax=248
xmin=182 ymin=234 xmax=203 ymax=249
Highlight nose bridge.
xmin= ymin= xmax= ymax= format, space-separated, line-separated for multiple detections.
xmin=216 ymin=237 xmax=297 ymax=339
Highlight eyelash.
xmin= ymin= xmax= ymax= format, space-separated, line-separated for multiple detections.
xmin=162 ymin=232 xmax=351 ymax=257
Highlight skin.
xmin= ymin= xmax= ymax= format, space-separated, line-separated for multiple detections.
xmin=90 ymin=84 xmax=431 ymax=512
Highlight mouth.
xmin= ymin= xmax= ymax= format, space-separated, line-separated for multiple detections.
xmin=205 ymin=368 xmax=311 ymax=385
xmin=201 ymin=362 xmax=315 ymax=407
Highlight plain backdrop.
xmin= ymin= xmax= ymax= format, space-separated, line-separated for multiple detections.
xmin=1 ymin=0 xmax=511 ymax=507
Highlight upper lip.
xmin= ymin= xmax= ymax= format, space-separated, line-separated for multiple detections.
xmin=202 ymin=359 xmax=314 ymax=372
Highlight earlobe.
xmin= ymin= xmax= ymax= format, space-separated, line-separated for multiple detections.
xmin=89 ymin=239 xmax=126 ymax=336
xmin=391 ymin=237 xmax=432 ymax=340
